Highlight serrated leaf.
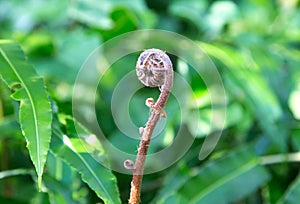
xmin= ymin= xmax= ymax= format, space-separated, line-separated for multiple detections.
xmin=155 ymin=147 xmax=270 ymax=204
xmin=0 ymin=40 xmax=52 ymax=189
xmin=51 ymin=122 xmax=121 ymax=204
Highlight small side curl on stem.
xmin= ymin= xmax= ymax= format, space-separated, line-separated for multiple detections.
xmin=124 ymin=160 xmax=136 ymax=170
xmin=145 ymin=98 xmax=166 ymax=118
xmin=127 ymin=49 xmax=173 ymax=204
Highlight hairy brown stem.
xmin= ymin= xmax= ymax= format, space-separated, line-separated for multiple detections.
xmin=128 ymin=49 xmax=173 ymax=204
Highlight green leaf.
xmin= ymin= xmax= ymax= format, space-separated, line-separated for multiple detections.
xmin=43 ymin=175 xmax=75 ymax=204
xmin=0 ymin=40 xmax=52 ymax=189
xmin=51 ymin=120 xmax=121 ymax=204
xmin=155 ymin=147 xmax=270 ymax=204
xmin=32 ymin=28 xmax=101 ymax=88
xmin=68 ymin=0 xmax=156 ymax=40
xmin=46 ymin=151 xmax=74 ymax=187
xmin=169 ymin=0 xmax=207 ymax=31
xmin=279 ymin=173 xmax=300 ymax=204
xmin=199 ymin=42 xmax=285 ymax=151
xmin=187 ymin=100 xmax=245 ymax=137
xmin=157 ymin=192 xmax=189 ymax=204
xmin=289 ymin=85 xmax=300 ymax=120
xmin=152 ymin=162 xmax=192 ymax=204
xmin=46 ymin=151 xmax=87 ymax=204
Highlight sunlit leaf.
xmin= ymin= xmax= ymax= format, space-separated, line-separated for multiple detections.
xmin=155 ymin=146 xmax=270 ymax=203
xmin=187 ymin=101 xmax=244 ymax=137
xmin=50 ymin=121 xmax=121 ymax=204
xmin=289 ymin=86 xmax=300 ymax=120
xmin=0 ymin=40 xmax=52 ymax=189
xmin=46 ymin=151 xmax=74 ymax=187
xmin=43 ymin=175 xmax=75 ymax=204
xmin=205 ymin=1 xmax=239 ymax=37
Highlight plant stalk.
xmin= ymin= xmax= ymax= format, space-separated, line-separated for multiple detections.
xmin=128 ymin=49 xmax=173 ymax=204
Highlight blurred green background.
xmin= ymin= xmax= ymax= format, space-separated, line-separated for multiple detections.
xmin=1 ymin=0 xmax=300 ymax=203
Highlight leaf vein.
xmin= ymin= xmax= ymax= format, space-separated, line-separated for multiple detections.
xmin=190 ymin=158 xmax=258 ymax=203
xmin=0 ymin=48 xmax=41 ymax=174
xmin=53 ymin=129 xmax=113 ymax=203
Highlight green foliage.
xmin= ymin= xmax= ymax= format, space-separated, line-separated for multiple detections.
xmin=199 ymin=42 xmax=285 ymax=150
xmin=0 ymin=0 xmax=300 ymax=203
xmin=172 ymin=147 xmax=269 ymax=203
xmin=0 ymin=169 xmax=34 ymax=180
xmin=51 ymin=117 xmax=121 ymax=204
xmin=0 ymin=40 xmax=52 ymax=189
xmin=279 ymin=173 xmax=300 ymax=204
xmin=155 ymin=147 xmax=270 ymax=203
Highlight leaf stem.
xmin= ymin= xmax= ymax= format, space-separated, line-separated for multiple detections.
xmin=128 ymin=49 xmax=173 ymax=204
xmin=260 ymin=152 xmax=300 ymax=165
xmin=0 ymin=87 xmax=3 ymax=120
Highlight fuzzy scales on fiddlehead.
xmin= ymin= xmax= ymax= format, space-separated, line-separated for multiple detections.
xmin=136 ymin=48 xmax=173 ymax=88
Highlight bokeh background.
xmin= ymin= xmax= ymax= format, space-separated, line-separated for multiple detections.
xmin=1 ymin=0 xmax=300 ymax=203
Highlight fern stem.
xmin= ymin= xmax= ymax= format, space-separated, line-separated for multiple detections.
xmin=128 ymin=49 xmax=173 ymax=204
